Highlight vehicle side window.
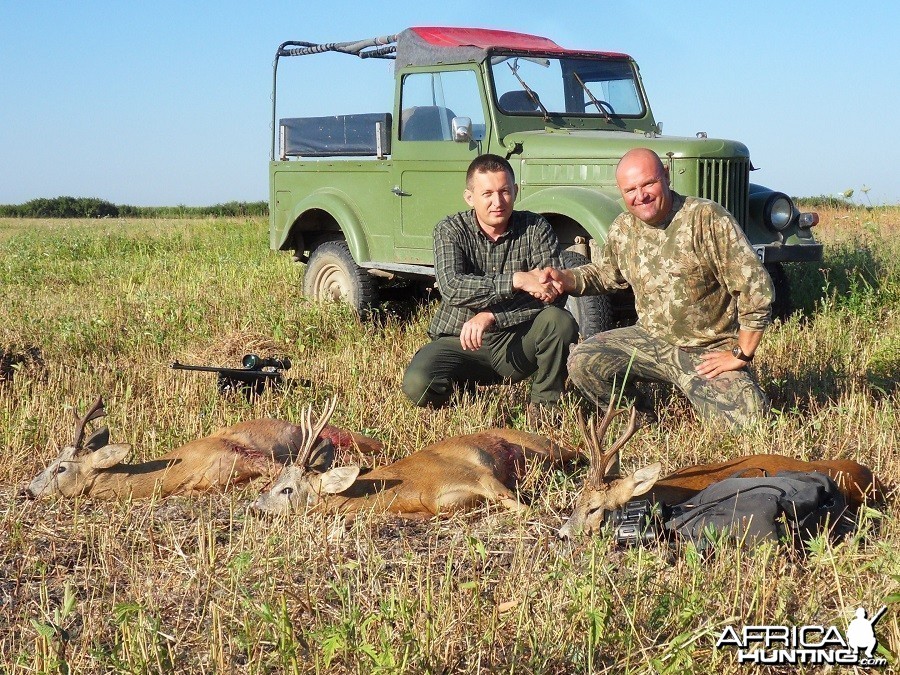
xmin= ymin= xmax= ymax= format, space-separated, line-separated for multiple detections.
xmin=400 ymin=71 xmax=485 ymax=141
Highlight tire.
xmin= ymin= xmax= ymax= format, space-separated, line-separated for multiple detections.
xmin=302 ymin=240 xmax=378 ymax=314
xmin=560 ymin=250 xmax=613 ymax=338
xmin=765 ymin=262 xmax=792 ymax=322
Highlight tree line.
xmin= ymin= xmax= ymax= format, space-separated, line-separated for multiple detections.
xmin=0 ymin=197 xmax=269 ymax=219
xmin=2 ymin=194 xmax=871 ymax=220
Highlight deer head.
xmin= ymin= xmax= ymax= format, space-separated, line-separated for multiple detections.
xmin=558 ymin=402 xmax=661 ymax=539
xmin=25 ymin=397 xmax=132 ymax=498
xmin=251 ymin=399 xmax=359 ymax=515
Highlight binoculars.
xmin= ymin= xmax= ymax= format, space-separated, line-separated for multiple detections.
xmin=604 ymin=499 xmax=674 ymax=548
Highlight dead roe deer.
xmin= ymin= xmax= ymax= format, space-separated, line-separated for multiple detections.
xmin=558 ymin=401 xmax=886 ymax=538
xmin=24 ymin=396 xmax=382 ymax=499
xmin=251 ymin=399 xmax=578 ymax=517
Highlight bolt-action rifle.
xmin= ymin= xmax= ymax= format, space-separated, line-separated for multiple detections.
xmin=171 ymin=354 xmax=291 ymax=398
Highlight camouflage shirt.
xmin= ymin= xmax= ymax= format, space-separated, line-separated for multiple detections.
xmin=429 ymin=209 xmax=565 ymax=338
xmin=571 ymin=193 xmax=773 ymax=348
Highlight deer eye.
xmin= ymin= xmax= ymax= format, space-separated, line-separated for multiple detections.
xmin=280 ymin=487 xmax=293 ymax=495
xmin=56 ymin=465 xmax=67 ymax=474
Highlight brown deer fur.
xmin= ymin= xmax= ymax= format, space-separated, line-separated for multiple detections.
xmin=252 ymin=415 xmax=578 ymax=517
xmin=558 ymin=402 xmax=885 ymax=538
xmin=24 ymin=397 xmax=382 ymax=500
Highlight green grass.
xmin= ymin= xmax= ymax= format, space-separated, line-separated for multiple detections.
xmin=0 ymin=210 xmax=897 ymax=673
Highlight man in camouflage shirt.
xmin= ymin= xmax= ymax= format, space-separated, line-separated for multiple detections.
xmin=402 ymin=154 xmax=578 ymax=410
xmin=548 ymin=148 xmax=773 ymax=428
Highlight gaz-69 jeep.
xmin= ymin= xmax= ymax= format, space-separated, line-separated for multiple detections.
xmin=269 ymin=27 xmax=821 ymax=335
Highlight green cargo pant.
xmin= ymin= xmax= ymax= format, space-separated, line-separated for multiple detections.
xmin=403 ymin=306 xmax=579 ymax=407
xmin=567 ymin=324 xmax=769 ymax=428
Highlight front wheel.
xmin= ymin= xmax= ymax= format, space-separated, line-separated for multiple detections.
xmin=302 ymin=240 xmax=378 ymax=314
xmin=765 ymin=262 xmax=793 ymax=322
xmin=560 ymin=250 xmax=612 ymax=338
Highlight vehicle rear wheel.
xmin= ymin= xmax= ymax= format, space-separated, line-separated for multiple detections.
xmin=561 ymin=250 xmax=612 ymax=338
xmin=303 ymin=240 xmax=378 ymax=314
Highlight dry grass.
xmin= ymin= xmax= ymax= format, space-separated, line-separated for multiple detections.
xmin=0 ymin=210 xmax=897 ymax=673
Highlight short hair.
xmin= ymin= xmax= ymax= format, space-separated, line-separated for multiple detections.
xmin=466 ymin=154 xmax=515 ymax=188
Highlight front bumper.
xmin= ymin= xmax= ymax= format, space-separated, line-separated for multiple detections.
xmin=751 ymin=242 xmax=823 ymax=264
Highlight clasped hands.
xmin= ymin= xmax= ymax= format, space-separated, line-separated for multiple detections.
xmin=512 ymin=267 xmax=570 ymax=303
xmin=460 ymin=268 xmax=570 ymax=351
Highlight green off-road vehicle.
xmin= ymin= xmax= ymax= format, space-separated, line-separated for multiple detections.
xmin=269 ymin=27 xmax=821 ymax=335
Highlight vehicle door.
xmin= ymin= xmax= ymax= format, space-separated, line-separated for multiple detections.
xmin=391 ymin=68 xmax=488 ymax=263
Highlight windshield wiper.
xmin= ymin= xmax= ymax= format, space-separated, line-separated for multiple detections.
xmin=574 ymin=72 xmax=613 ymax=123
xmin=506 ymin=60 xmax=550 ymax=121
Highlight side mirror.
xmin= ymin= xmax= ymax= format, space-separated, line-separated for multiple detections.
xmin=452 ymin=117 xmax=472 ymax=143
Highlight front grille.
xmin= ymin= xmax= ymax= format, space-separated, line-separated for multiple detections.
xmin=697 ymin=159 xmax=750 ymax=228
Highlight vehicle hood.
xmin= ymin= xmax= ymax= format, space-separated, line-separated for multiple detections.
xmin=502 ymin=129 xmax=750 ymax=160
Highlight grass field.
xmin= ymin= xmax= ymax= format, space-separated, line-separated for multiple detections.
xmin=0 ymin=206 xmax=897 ymax=673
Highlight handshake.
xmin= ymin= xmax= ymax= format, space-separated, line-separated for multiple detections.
xmin=513 ymin=267 xmax=576 ymax=304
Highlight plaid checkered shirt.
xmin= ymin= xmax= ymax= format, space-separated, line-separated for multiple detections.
xmin=429 ymin=209 xmax=565 ymax=338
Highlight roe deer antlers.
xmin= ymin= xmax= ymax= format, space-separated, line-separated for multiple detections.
xmin=72 ymin=396 xmax=108 ymax=452
xmin=578 ymin=401 xmax=639 ymax=486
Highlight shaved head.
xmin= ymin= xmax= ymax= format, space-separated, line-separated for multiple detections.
xmin=616 ymin=148 xmax=665 ymax=181
xmin=615 ymin=148 xmax=673 ymax=226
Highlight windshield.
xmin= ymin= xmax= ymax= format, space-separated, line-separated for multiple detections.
xmin=490 ymin=54 xmax=645 ymax=117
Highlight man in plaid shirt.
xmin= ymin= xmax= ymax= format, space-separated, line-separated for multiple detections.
xmin=402 ymin=154 xmax=579 ymax=412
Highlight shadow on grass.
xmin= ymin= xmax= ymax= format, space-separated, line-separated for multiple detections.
xmin=767 ymin=240 xmax=899 ymax=410
xmin=370 ymin=280 xmax=440 ymax=326
xmin=763 ymin=363 xmax=898 ymax=414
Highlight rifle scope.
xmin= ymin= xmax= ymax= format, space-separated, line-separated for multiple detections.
xmin=241 ymin=354 xmax=292 ymax=371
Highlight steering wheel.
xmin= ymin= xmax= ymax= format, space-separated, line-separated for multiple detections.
xmin=589 ymin=99 xmax=616 ymax=116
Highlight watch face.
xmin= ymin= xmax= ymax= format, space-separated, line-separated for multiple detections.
xmin=732 ymin=346 xmax=750 ymax=361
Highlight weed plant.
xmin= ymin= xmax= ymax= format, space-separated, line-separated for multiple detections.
xmin=0 ymin=210 xmax=897 ymax=673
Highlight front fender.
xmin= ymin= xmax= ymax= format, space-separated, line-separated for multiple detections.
xmin=517 ymin=186 xmax=623 ymax=244
xmin=747 ymin=182 xmax=821 ymax=251
xmin=276 ymin=188 xmax=371 ymax=263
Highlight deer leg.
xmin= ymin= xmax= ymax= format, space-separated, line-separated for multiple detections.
xmin=477 ymin=475 xmax=528 ymax=513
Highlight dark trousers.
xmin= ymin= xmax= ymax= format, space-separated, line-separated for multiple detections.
xmin=403 ymin=306 xmax=578 ymax=407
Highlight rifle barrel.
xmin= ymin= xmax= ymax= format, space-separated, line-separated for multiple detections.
xmin=170 ymin=362 xmax=281 ymax=377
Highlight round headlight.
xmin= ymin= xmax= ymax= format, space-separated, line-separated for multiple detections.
xmin=766 ymin=193 xmax=794 ymax=231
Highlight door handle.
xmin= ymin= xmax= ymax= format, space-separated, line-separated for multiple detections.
xmin=391 ymin=186 xmax=411 ymax=197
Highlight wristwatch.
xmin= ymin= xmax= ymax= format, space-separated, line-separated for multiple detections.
xmin=731 ymin=346 xmax=753 ymax=362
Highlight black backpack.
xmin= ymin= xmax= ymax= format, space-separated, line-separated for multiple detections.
xmin=663 ymin=470 xmax=849 ymax=549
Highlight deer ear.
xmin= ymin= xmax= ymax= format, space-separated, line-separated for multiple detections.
xmin=318 ymin=465 xmax=360 ymax=494
xmin=84 ymin=426 xmax=110 ymax=451
xmin=90 ymin=444 xmax=131 ymax=469
xmin=307 ymin=439 xmax=335 ymax=473
xmin=629 ymin=462 xmax=662 ymax=497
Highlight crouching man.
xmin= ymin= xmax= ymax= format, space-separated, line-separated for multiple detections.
xmin=547 ymin=148 xmax=773 ymax=428
xmin=402 ymin=154 xmax=578 ymax=415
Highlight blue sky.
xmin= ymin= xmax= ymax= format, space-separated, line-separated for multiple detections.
xmin=2 ymin=1 xmax=898 ymax=206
